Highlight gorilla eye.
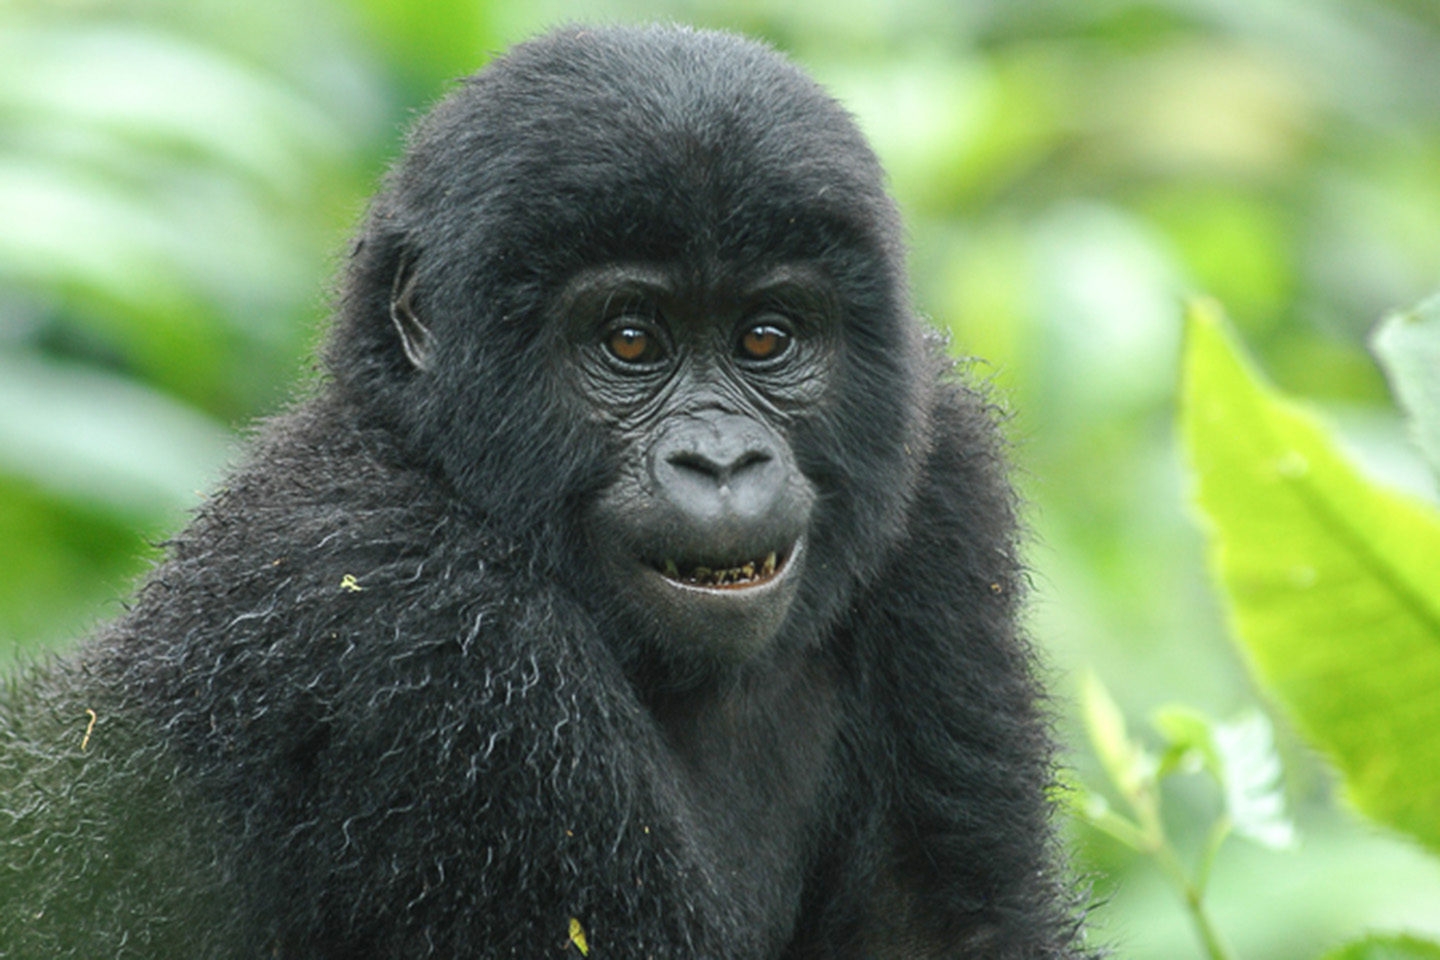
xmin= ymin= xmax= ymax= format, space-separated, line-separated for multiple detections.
xmin=739 ymin=323 xmax=792 ymax=362
xmin=606 ymin=326 xmax=664 ymax=365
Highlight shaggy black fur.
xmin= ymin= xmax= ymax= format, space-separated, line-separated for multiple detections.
xmin=1 ymin=25 xmax=1090 ymax=959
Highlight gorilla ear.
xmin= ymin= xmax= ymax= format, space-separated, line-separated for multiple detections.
xmin=389 ymin=259 xmax=434 ymax=372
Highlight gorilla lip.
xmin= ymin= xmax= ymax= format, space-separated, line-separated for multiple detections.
xmin=653 ymin=547 xmax=791 ymax=591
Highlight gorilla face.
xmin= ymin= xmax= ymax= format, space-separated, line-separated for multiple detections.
xmin=560 ymin=262 xmax=837 ymax=662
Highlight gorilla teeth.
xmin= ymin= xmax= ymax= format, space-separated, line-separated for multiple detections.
xmin=658 ymin=551 xmax=781 ymax=589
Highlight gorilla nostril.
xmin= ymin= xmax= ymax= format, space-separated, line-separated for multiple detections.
xmin=732 ymin=449 xmax=772 ymax=473
xmin=667 ymin=449 xmax=717 ymax=473
xmin=666 ymin=447 xmax=772 ymax=485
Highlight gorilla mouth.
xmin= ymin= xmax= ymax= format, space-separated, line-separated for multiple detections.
xmin=653 ymin=550 xmax=787 ymax=590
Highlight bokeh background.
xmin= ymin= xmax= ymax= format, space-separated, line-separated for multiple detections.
xmin=2 ymin=0 xmax=1438 ymax=956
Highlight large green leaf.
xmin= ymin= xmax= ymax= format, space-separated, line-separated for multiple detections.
xmin=1181 ymin=301 xmax=1440 ymax=855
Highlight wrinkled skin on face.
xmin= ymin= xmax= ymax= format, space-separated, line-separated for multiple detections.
xmin=561 ymin=262 xmax=832 ymax=663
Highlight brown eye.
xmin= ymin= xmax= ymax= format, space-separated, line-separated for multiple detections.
xmin=739 ymin=323 xmax=791 ymax=361
xmin=607 ymin=326 xmax=658 ymax=364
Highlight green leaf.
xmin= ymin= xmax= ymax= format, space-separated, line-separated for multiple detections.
xmin=1210 ymin=711 xmax=1295 ymax=850
xmin=1152 ymin=706 xmax=1296 ymax=851
xmin=1152 ymin=704 xmax=1220 ymax=780
xmin=1372 ymin=292 xmax=1440 ymax=478
xmin=1181 ymin=300 xmax=1440 ymax=855
xmin=1321 ymin=935 xmax=1440 ymax=960
xmin=1079 ymin=670 xmax=1156 ymax=800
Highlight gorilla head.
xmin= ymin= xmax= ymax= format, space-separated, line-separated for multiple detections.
xmin=332 ymin=27 xmax=928 ymax=672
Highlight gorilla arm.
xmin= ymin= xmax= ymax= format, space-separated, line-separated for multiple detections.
xmin=2 ymin=402 xmax=741 ymax=957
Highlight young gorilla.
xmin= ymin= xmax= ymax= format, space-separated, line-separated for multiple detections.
xmin=1 ymin=25 xmax=1091 ymax=959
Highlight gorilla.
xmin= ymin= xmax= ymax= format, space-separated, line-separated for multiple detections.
xmin=1 ymin=25 xmax=1090 ymax=960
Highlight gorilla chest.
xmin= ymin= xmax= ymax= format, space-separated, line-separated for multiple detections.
xmin=643 ymin=662 xmax=844 ymax=922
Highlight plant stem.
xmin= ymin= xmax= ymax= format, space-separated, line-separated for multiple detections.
xmin=1184 ymin=882 xmax=1237 ymax=960
xmin=1154 ymin=844 xmax=1238 ymax=960
xmin=1195 ymin=817 xmax=1233 ymax=895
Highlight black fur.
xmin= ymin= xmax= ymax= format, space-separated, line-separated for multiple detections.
xmin=1 ymin=25 xmax=1089 ymax=959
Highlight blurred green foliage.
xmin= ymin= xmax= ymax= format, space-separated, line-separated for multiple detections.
xmin=1078 ymin=670 xmax=1297 ymax=960
xmin=1184 ymin=302 xmax=1440 ymax=859
xmin=1324 ymin=936 xmax=1440 ymax=960
xmin=2 ymin=0 xmax=1438 ymax=956
xmin=1081 ymin=302 xmax=1440 ymax=959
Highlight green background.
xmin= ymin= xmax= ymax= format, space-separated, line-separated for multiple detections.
xmin=3 ymin=0 xmax=1438 ymax=955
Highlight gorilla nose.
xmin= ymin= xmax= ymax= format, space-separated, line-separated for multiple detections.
xmin=652 ymin=414 xmax=785 ymax=522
